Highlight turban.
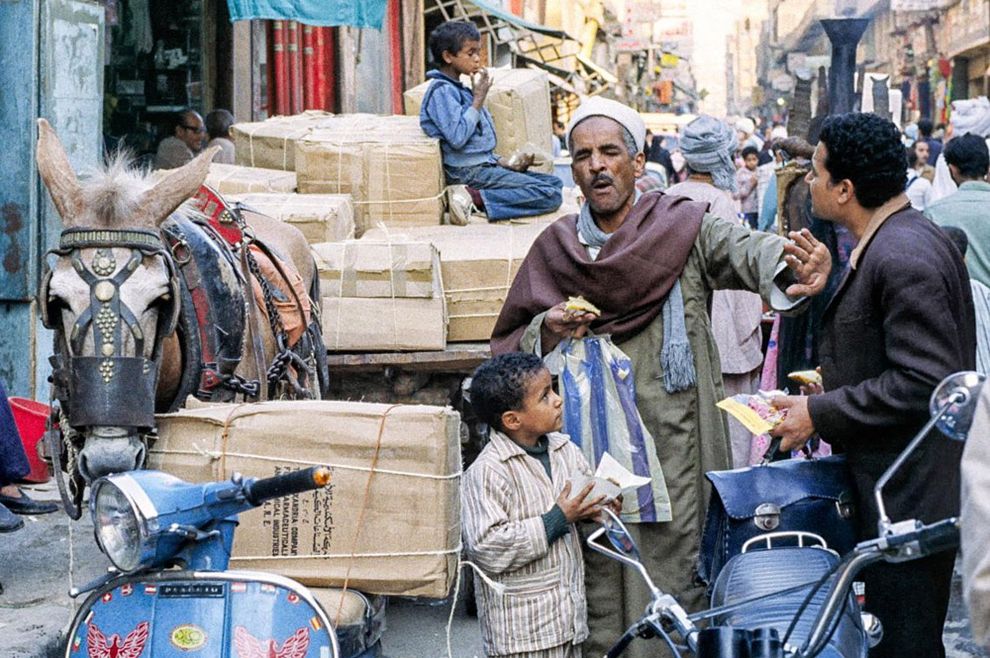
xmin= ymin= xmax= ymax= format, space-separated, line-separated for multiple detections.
xmin=565 ymin=97 xmax=646 ymax=154
xmin=951 ymin=96 xmax=990 ymax=138
xmin=736 ymin=117 xmax=756 ymax=135
xmin=680 ymin=115 xmax=738 ymax=192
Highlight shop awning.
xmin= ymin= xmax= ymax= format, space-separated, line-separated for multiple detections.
xmin=226 ymin=0 xmax=387 ymax=30
xmin=426 ymin=0 xmax=614 ymax=97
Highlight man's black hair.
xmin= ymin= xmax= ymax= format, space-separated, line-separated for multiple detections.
xmin=205 ymin=109 xmax=234 ymax=140
xmin=741 ymin=145 xmax=760 ymax=159
xmin=470 ymin=352 xmax=545 ymax=432
xmin=906 ymin=145 xmax=918 ymax=168
xmin=941 ymin=225 xmax=969 ymax=259
xmin=174 ymin=109 xmax=200 ymax=130
xmin=818 ymin=113 xmax=907 ymax=209
xmin=944 ymin=133 xmax=990 ymax=180
xmin=918 ymin=118 xmax=934 ymax=138
xmin=428 ymin=20 xmax=481 ymax=64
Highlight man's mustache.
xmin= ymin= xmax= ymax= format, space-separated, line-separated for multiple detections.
xmin=591 ymin=174 xmax=614 ymax=187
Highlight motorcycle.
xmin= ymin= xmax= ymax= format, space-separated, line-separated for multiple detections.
xmin=62 ymin=465 xmax=385 ymax=658
xmin=587 ymin=371 xmax=983 ymax=658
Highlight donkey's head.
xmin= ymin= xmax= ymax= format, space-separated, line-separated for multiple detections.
xmin=37 ymin=119 xmax=216 ymax=482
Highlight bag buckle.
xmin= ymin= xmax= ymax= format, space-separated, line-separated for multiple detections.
xmin=753 ymin=503 xmax=781 ymax=531
xmin=836 ymin=493 xmax=855 ymax=520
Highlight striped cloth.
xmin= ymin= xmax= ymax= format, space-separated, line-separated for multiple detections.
xmin=462 ymin=431 xmax=591 ymax=656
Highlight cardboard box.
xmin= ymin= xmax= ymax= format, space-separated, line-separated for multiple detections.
xmin=321 ymin=296 xmax=446 ymax=351
xmin=404 ymin=68 xmax=554 ymax=173
xmin=150 ymin=400 xmax=461 ymax=599
xmin=312 ymin=240 xmax=439 ymax=298
xmin=206 ymin=163 xmax=297 ymax=194
xmin=364 ymin=221 xmax=554 ymax=341
xmin=231 ymin=111 xmax=335 ymax=171
xmin=228 ymin=193 xmax=356 ymax=244
xmin=294 ymin=115 xmax=445 ymax=236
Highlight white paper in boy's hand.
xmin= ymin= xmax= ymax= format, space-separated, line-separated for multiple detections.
xmin=568 ymin=452 xmax=652 ymax=502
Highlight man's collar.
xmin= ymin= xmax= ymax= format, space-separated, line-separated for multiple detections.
xmin=489 ymin=430 xmax=570 ymax=462
xmin=959 ymin=180 xmax=990 ymax=192
xmin=849 ymin=194 xmax=911 ymax=270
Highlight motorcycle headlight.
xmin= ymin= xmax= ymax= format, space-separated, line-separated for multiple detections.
xmin=91 ymin=476 xmax=158 ymax=572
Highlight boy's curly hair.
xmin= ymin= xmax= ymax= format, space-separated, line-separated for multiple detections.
xmin=428 ymin=20 xmax=481 ymax=65
xmin=818 ymin=113 xmax=907 ymax=209
xmin=470 ymin=353 xmax=544 ymax=432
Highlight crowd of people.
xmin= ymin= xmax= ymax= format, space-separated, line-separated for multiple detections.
xmin=410 ymin=17 xmax=990 ymax=655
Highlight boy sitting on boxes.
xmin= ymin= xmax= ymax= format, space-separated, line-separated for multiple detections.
xmin=420 ymin=21 xmax=563 ymax=224
xmin=462 ymin=352 xmax=609 ymax=658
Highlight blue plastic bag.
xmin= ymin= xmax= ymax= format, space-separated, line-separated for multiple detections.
xmin=555 ymin=336 xmax=672 ymax=523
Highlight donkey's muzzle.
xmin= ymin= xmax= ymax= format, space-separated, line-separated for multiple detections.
xmin=68 ymin=356 xmax=158 ymax=429
xmin=78 ymin=434 xmax=147 ymax=482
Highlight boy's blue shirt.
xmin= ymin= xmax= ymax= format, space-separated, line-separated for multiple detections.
xmin=419 ymin=70 xmax=499 ymax=168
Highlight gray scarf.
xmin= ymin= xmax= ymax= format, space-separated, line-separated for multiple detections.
xmin=680 ymin=115 xmax=739 ymax=193
xmin=577 ymin=198 xmax=696 ymax=393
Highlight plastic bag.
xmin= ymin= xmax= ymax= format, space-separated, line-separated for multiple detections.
xmin=555 ymin=335 xmax=672 ymax=523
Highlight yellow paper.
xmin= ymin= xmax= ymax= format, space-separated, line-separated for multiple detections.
xmin=716 ymin=397 xmax=774 ymax=436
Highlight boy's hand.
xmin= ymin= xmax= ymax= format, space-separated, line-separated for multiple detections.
xmin=557 ymin=481 xmax=605 ymax=523
xmin=471 ymin=69 xmax=493 ymax=109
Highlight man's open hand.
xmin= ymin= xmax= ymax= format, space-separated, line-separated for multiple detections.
xmin=540 ymin=301 xmax=597 ymax=353
xmin=557 ymin=481 xmax=605 ymax=523
xmin=782 ymin=228 xmax=831 ymax=297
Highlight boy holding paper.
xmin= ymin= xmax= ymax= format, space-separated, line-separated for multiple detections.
xmin=462 ymin=352 xmax=607 ymax=657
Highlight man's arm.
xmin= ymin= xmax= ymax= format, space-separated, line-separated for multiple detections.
xmin=807 ymin=252 xmax=970 ymax=441
xmin=697 ymin=213 xmax=830 ymax=308
xmin=422 ymin=84 xmax=483 ymax=151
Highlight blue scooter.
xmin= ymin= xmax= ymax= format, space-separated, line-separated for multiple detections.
xmin=63 ymin=466 xmax=384 ymax=657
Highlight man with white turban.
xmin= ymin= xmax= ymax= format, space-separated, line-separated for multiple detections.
xmin=667 ymin=116 xmax=765 ymax=469
xmin=491 ymin=97 xmax=832 ymax=658
xmin=931 ymin=96 xmax=990 ymax=202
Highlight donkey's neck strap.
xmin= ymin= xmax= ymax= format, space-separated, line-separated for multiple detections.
xmin=59 ymin=228 xmax=164 ymax=252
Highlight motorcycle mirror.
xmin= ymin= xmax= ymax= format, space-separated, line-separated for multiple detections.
xmin=929 ymin=371 xmax=985 ymax=441
xmin=603 ymin=509 xmax=641 ymax=559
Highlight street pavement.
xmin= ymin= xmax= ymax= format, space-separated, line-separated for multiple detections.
xmin=0 ymin=478 xmax=983 ymax=658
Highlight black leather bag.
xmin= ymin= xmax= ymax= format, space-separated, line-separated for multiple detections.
xmin=698 ymin=455 xmax=858 ymax=587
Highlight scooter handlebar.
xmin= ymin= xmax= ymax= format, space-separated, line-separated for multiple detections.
xmin=244 ymin=466 xmax=331 ymax=506
xmin=885 ymin=517 xmax=960 ymax=557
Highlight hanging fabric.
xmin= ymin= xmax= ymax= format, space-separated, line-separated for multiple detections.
xmin=226 ymin=0 xmax=388 ymax=30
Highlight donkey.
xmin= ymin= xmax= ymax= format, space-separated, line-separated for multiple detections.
xmin=36 ymin=119 xmax=327 ymax=503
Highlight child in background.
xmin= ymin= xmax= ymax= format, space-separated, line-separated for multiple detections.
xmin=462 ymin=353 xmax=602 ymax=658
xmin=419 ymin=21 xmax=563 ymax=224
xmin=735 ymin=145 xmax=760 ymax=228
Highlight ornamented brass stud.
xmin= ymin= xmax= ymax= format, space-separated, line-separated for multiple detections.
xmin=92 ymin=249 xmax=116 ymax=276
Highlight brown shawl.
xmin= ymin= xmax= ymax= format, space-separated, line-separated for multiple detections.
xmin=491 ymin=191 xmax=708 ymax=354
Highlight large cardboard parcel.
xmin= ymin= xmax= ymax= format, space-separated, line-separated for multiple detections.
xmin=228 ymin=193 xmax=356 ymax=244
xmin=363 ymin=221 xmax=552 ymax=341
xmin=294 ymin=115 xmax=444 ymax=236
xmin=206 ymin=163 xmax=297 ymax=194
xmin=318 ymin=238 xmax=446 ymax=351
xmin=150 ymin=400 xmax=462 ymax=599
xmin=231 ymin=111 xmax=335 ymax=171
xmin=404 ymin=68 xmax=554 ymax=173
xmin=312 ymin=240 xmax=439 ymax=298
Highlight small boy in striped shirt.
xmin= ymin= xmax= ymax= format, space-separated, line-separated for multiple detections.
xmin=462 ymin=352 xmax=603 ymax=658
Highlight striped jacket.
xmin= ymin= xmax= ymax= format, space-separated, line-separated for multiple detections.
xmin=462 ymin=430 xmax=592 ymax=656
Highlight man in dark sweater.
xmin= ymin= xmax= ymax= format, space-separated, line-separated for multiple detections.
xmin=772 ymin=112 xmax=976 ymax=658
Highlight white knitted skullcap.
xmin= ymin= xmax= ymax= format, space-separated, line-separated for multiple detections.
xmin=565 ymin=97 xmax=646 ymax=154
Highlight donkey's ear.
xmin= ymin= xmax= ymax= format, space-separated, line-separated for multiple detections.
xmin=36 ymin=119 xmax=85 ymax=227
xmin=137 ymin=146 xmax=219 ymax=227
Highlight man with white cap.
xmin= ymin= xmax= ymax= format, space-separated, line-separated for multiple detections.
xmin=930 ymin=96 xmax=990 ymax=202
xmin=491 ymin=97 xmax=831 ymax=657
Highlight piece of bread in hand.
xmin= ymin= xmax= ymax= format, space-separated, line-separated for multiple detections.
xmin=788 ymin=369 xmax=822 ymax=386
xmin=564 ymin=295 xmax=601 ymax=317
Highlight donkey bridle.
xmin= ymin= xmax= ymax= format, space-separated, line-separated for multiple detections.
xmin=42 ymin=227 xmax=180 ymax=431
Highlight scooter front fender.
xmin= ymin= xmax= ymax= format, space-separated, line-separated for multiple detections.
xmin=64 ymin=570 xmax=340 ymax=657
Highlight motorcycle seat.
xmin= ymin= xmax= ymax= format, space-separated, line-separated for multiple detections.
xmin=710 ymin=546 xmax=866 ymax=658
